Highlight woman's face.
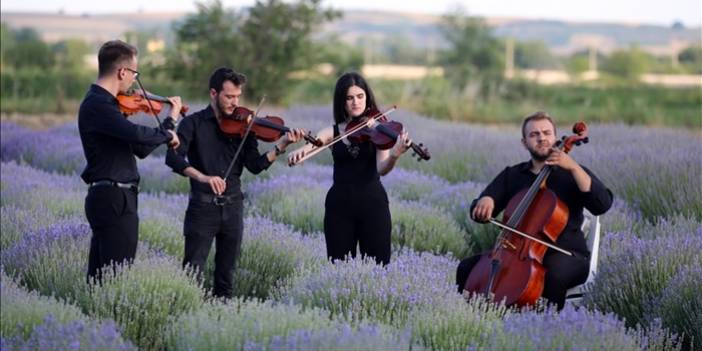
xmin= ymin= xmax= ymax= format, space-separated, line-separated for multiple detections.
xmin=345 ymin=85 xmax=366 ymax=118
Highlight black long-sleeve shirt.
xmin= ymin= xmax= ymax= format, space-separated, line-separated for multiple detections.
xmin=78 ymin=84 xmax=173 ymax=184
xmin=165 ymin=105 xmax=273 ymax=196
xmin=470 ymin=161 xmax=613 ymax=255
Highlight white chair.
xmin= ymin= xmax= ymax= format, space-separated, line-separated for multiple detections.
xmin=565 ymin=210 xmax=601 ymax=305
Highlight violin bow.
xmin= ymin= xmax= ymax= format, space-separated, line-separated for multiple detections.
xmin=488 ymin=218 xmax=573 ymax=256
xmin=221 ymin=96 xmax=267 ymax=183
xmin=289 ymin=106 xmax=398 ymax=166
xmin=133 ymin=77 xmax=169 ymax=130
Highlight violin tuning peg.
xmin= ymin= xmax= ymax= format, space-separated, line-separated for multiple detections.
xmin=583 ymin=137 xmax=589 ymax=144
xmin=575 ymin=141 xmax=581 ymax=146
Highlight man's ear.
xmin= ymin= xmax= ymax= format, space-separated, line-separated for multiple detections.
xmin=209 ymin=88 xmax=217 ymax=100
xmin=521 ymin=138 xmax=527 ymax=149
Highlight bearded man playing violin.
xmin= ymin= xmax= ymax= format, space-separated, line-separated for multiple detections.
xmin=165 ymin=67 xmax=305 ymax=299
xmin=456 ymin=112 xmax=613 ymax=310
xmin=78 ymin=40 xmax=182 ymax=283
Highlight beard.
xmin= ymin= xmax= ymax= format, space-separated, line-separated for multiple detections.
xmin=216 ymin=97 xmax=236 ymax=119
xmin=527 ymin=143 xmax=551 ymax=161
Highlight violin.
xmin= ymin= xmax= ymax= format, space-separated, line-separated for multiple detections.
xmin=218 ymin=106 xmax=322 ymax=146
xmin=464 ymin=122 xmax=589 ymax=307
xmin=117 ymin=90 xmax=189 ymax=117
xmin=345 ymin=108 xmax=430 ymax=161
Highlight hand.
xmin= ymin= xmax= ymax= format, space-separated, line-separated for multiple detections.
xmin=199 ymin=175 xmax=226 ymax=195
xmin=390 ymin=130 xmax=411 ymax=158
xmin=282 ymin=128 xmax=306 ymax=147
xmin=167 ymin=96 xmax=183 ymax=118
xmin=544 ymin=147 xmax=578 ymax=171
xmin=288 ymin=149 xmax=306 ymax=166
xmin=167 ymin=130 xmax=180 ymax=149
xmin=471 ymin=196 xmax=495 ymax=223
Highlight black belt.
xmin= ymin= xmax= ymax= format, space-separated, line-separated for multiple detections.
xmin=89 ymin=180 xmax=139 ymax=192
xmin=189 ymin=192 xmax=241 ymax=206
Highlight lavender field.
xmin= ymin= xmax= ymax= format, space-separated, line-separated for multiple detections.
xmin=1 ymin=107 xmax=700 ymax=350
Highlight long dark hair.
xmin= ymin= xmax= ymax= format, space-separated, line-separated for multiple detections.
xmin=332 ymin=72 xmax=378 ymax=124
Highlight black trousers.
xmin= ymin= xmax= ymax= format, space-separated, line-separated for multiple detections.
xmin=85 ymin=186 xmax=139 ymax=282
xmin=456 ymin=250 xmax=590 ymax=310
xmin=324 ymin=180 xmax=392 ymax=265
xmin=182 ymin=196 xmax=244 ymax=298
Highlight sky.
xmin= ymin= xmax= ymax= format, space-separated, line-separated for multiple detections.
xmin=1 ymin=0 xmax=701 ymax=27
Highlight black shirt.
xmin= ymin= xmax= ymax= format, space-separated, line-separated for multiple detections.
xmin=331 ymin=124 xmax=379 ymax=185
xmin=165 ymin=105 xmax=273 ymax=196
xmin=470 ymin=161 xmax=613 ymax=255
xmin=78 ymin=84 xmax=172 ymax=184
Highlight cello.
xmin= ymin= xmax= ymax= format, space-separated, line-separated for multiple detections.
xmin=464 ymin=122 xmax=589 ymax=307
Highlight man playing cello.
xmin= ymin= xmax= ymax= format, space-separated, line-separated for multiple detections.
xmin=457 ymin=111 xmax=613 ymax=310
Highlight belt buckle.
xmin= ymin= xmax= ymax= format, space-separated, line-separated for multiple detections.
xmin=213 ymin=195 xmax=227 ymax=206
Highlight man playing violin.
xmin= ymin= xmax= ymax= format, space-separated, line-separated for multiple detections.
xmin=165 ymin=67 xmax=305 ymax=299
xmin=78 ymin=40 xmax=182 ymax=282
xmin=456 ymin=111 xmax=613 ymax=309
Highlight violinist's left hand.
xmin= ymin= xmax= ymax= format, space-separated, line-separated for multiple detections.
xmin=166 ymin=96 xmax=183 ymax=118
xmin=545 ymin=147 xmax=578 ymax=171
xmin=391 ymin=131 xmax=411 ymax=158
xmin=281 ymin=128 xmax=306 ymax=148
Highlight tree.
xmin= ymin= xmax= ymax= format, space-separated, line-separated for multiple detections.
xmin=52 ymin=39 xmax=90 ymax=71
xmin=237 ymin=0 xmax=339 ymax=101
xmin=601 ymin=46 xmax=652 ymax=81
xmin=167 ymin=0 xmax=338 ymax=102
xmin=678 ymin=45 xmax=702 ymax=74
xmin=4 ymin=27 xmax=53 ymax=69
xmin=167 ymin=0 xmax=243 ymax=95
xmin=436 ymin=9 xmax=503 ymax=99
xmin=514 ymin=40 xmax=558 ymax=69
xmin=315 ymin=35 xmax=364 ymax=77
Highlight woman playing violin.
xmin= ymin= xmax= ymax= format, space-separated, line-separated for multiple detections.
xmin=288 ymin=72 xmax=412 ymax=265
xmin=165 ymin=67 xmax=306 ymax=299
xmin=457 ymin=112 xmax=613 ymax=310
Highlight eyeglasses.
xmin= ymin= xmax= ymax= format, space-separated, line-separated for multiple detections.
xmin=122 ymin=67 xmax=139 ymax=78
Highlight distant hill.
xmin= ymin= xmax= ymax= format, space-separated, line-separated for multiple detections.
xmin=2 ymin=10 xmax=700 ymax=55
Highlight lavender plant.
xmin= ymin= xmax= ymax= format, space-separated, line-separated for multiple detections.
xmin=244 ymin=324 xmax=416 ymax=351
xmin=391 ymin=200 xmax=470 ymax=258
xmin=275 ymin=250 xmax=459 ymax=326
xmin=86 ymin=251 xmax=205 ymax=350
xmin=0 ymin=204 xmax=70 ymax=250
xmin=408 ymin=294 xmax=507 ymax=350
xmin=0 ymin=272 xmax=85 ymax=339
xmin=1 ymin=315 xmax=137 ymax=351
xmin=584 ymin=231 xmax=702 ymax=329
xmin=232 ymin=216 xmax=327 ymax=299
xmin=478 ymin=305 xmax=681 ymax=351
xmin=653 ymin=265 xmax=702 ymax=348
xmin=1 ymin=220 xmax=92 ymax=305
xmin=165 ymin=298 xmax=340 ymax=351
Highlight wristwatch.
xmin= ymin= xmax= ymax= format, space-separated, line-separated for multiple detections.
xmin=274 ymin=144 xmax=286 ymax=156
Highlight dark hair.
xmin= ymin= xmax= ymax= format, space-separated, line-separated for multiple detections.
xmin=333 ymin=72 xmax=378 ymax=124
xmin=97 ymin=40 xmax=137 ymax=77
xmin=209 ymin=67 xmax=247 ymax=93
xmin=521 ymin=111 xmax=557 ymax=138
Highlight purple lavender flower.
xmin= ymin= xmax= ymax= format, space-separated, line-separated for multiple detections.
xmin=2 ymin=315 xmax=137 ymax=351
